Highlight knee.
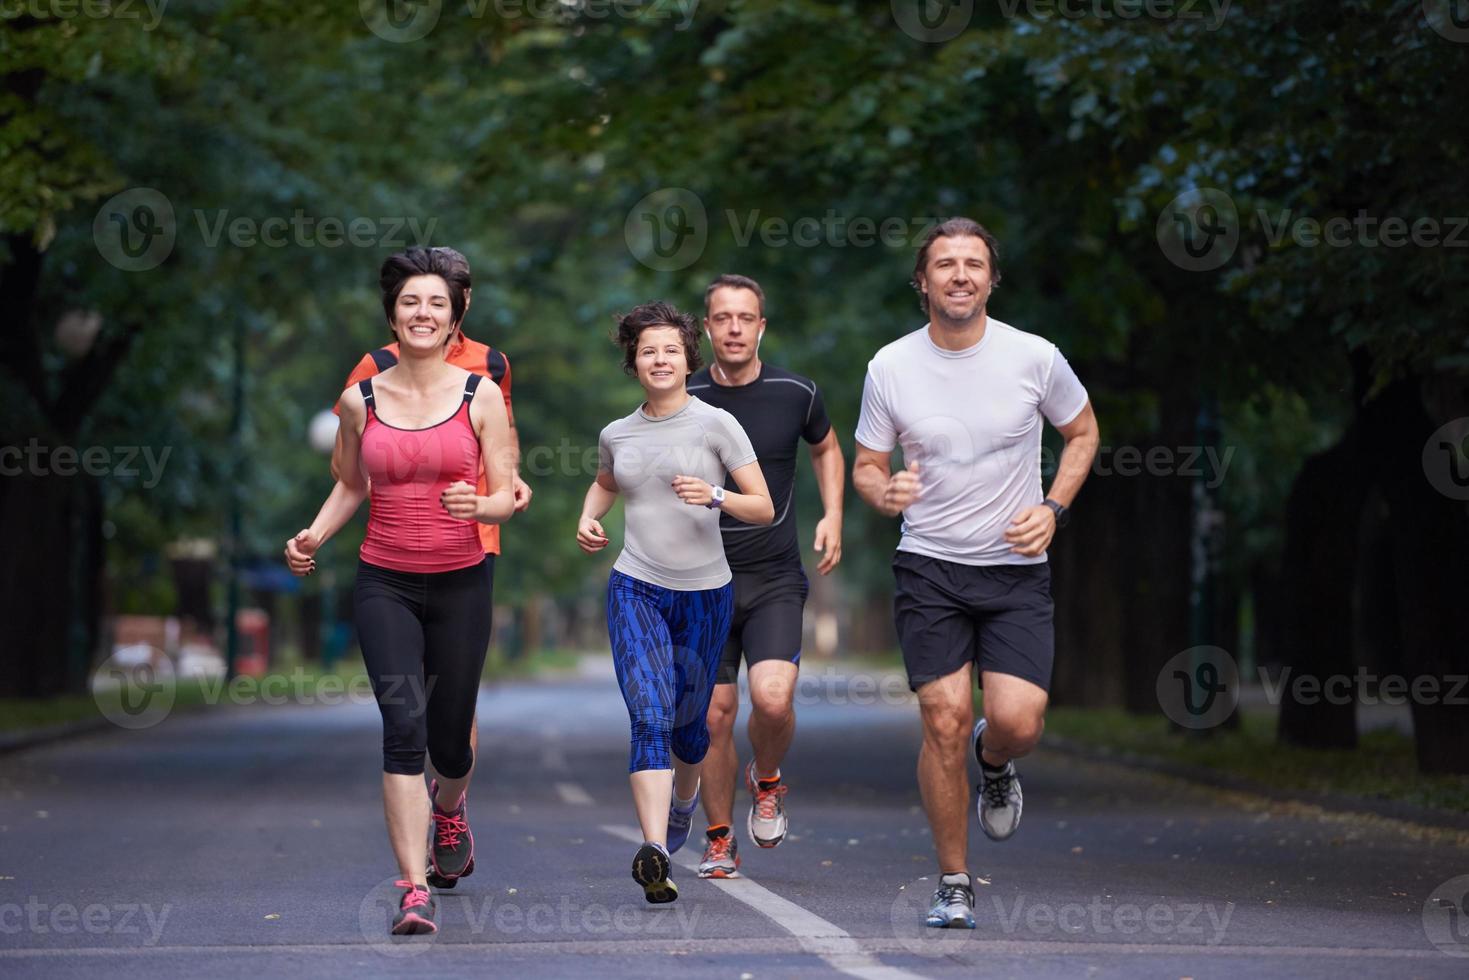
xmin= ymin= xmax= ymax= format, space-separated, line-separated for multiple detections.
xmin=986 ymin=710 xmax=1044 ymax=755
xmin=749 ymin=690 xmax=793 ymax=729
xmin=672 ymin=722 xmax=710 ymax=767
xmin=920 ymin=705 xmax=972 ymax=754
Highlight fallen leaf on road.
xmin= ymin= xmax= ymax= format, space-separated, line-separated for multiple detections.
xmin=264 ymin=913 xmax=280 ymax=920
xmin=1071 ymin=847 xmax=1083 ymax=854
xmin=821 ymin=860 xmax=833 ymax=866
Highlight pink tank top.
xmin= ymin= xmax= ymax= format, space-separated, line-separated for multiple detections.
xmin=358 ymin=375 xmax=485 ymax=573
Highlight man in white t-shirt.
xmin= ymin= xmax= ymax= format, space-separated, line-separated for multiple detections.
xmin=853 ymin=218 xmax=1100 ymax=930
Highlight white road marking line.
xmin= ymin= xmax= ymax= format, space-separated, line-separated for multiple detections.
xmin=600 ymin=824 xmax=928 ymax=980
xmin=555 ymin=782 xmax=594 ymax=806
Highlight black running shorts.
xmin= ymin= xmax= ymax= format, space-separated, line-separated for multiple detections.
xmin=716 ymin=564 xmax=808 ymax=685
xmin=892 ymin=551 xmax=1054 ymax=693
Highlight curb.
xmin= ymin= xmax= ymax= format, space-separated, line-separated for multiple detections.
xmin=0 ymin=717 xmax=118 ymax=756
xmin=1043 ymin=734 xmax=1469 ymax=833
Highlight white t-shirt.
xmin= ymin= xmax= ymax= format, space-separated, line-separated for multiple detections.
xmin=854 ymin=318 xmax=1089 ymax=566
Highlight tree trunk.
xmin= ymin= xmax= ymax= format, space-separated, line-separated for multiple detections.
xmin=0 ymin=471 xmax=98 ymax=697
xmin=1275 ymin=436 xmax=1367 ymax=749
xmin=1364 ymin=380 xmax=1469 ymax=774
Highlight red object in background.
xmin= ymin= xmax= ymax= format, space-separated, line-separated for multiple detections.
xmin=234 ymin=608 xmax=270 ymax=677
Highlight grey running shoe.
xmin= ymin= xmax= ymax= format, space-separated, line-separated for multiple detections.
xmin=974 ymin=719 xmax=1023 ymax=841
xmin=925 ymin=872 xmax=977 ymax=929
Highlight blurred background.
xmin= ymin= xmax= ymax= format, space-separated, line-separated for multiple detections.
xmin=3 ymin=0 xmax=1467 ymax=797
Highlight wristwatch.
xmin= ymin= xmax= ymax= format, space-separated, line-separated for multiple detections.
xmin=1043 ymin=498 xmax=1069 ymax=528
xmin=706 ymin=485 xmax=726 ymax=510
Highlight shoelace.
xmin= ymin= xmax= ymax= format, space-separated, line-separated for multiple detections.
xmin=934 ymin=883 xmax=974 ymax=910
xmin=395 ymin=881 xmax=431 ymax=910
xmin=706 ymin=835 xmax=733 ymax=861
xmin=754 ymin=782 xmax=788 ymax=820
xmin=433 ymin=809 xmax=468 ymax=849
xmin=982 ymin=767 xmax=1013 ymax=809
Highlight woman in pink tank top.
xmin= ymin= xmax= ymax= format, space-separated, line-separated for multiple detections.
xmin=283 ymin=248 xmax=515 ymax=936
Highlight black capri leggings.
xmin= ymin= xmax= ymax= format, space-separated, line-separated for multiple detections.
xmin=353 ymin=557 xmax=494 ymax=778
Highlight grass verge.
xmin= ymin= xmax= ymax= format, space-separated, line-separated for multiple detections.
xmin=1041 ymin=706 xmax=1469 ymax=814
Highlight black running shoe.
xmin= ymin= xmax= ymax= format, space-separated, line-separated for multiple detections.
xmin=631 ymin=841 xmax=678 ymax=904
xmin=427 ymin=778 xmax=475 ymax=889
xmin=391 ymin=880 xmax=437 ymax=935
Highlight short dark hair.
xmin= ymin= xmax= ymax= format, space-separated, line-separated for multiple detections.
xmin=379 ymin=247 xmax=471 ymax=331
xmin=910 ymin=217 xmax=1003 ymax=313
xmin=704 ymin=274 xmax=766 ymax=318
xmin=613 ymin=302 xmax=703 ymax=377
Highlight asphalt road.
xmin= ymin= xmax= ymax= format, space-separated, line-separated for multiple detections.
xmin=2 ymin=659 xmax=1466 ymax=978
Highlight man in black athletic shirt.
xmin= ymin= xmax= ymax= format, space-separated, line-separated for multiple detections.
xmin=687 ymin=274 xmax=845 ymax=878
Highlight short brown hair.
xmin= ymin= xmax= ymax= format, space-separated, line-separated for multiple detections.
xmin=704 ymin=274 xmax=766 ymax=318
xmin=910 ymin=218 xmax=1003 ymax=313
xmin=613 ymin=302 xmax=703 ymax=377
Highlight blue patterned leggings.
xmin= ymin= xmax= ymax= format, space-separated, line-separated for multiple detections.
xmin=606 ymin=571 xmax=734 ymax=773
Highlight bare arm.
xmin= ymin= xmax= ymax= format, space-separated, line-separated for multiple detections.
xmin=1044 ymin=401 xmax=1099 ymax=508
xmin=286 ymin=393 xmax=371 ymax=574
xmin=808 ymin=427 xmax=845 ymax=574
xmin=476 ymin=383 xmax=517 ymax=523
xmin=722 ymin=461 xmax=775 ymax=525
xmin=853 ymin=442 xmax=921 ymax=518
xmin=1004 ymin=400 xmax=1101 ymax=557
xmin=577 ymin=470 xmax=619 ymax=553
xmin=670 ymin=461 xmax=774 ymax=525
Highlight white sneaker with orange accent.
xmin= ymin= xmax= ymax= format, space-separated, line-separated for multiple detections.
xmin=745 ymin=760 xmax=789 ymax=848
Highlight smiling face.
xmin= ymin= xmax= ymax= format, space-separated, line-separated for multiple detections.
xmin=704 ymin=286 xmax=765 ymax=369
xmin=634 ymin=325 xmax=692 ymax=394
xmin=916 ymin=235 xmax=995 ymax=325
xmin=389 ymin=274 xmax=456 ymax=350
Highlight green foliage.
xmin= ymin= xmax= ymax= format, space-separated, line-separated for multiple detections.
xmin=4 ymin=0 xmax=1466 ymax=614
